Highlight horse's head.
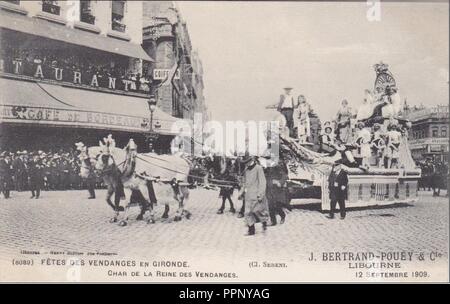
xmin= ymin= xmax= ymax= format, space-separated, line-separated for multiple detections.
xmin=88 ymin=151 xmax=116 ymax=176
xmin=86 ymin=145 xmax=115 ymax=175
xmin=87 ymin=137 xmax=127 ymax=176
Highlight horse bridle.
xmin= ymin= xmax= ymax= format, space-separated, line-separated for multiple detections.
xmin=95 ymin=153 xmax=128 ymax=177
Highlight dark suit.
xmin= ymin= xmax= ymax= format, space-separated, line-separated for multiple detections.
xmin=265 ymin=162 xmax=290 ymax=224
xmin=328 ymin=168 xmax=348 ymax=218
xmin=0 ymin=159 xmax=13 ymax=198
xmin=12 ymin=157 xmax=26 ymax=191
xmin=28 ymin=159 xmax=44 ymax=198
xmin=82 ymin=158 xmax=96 ymax=198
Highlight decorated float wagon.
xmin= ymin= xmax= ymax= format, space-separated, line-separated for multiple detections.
xmin=281 ymin=63 xmax=421 ymax=211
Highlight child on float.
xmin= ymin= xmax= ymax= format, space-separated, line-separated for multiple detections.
xmin=385 ymin=124 xmax=402 ymax=169
xmin=370 ymin=123 xmax=386 ymax=168
xmin=320 ymin=124 xmax=335 ymax=153
xmin=354 ymin=122 xmax=372 ymax=170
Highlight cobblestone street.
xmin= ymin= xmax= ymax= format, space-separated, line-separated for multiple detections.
xmin=0 ymin=188 xmax=447 ymax=265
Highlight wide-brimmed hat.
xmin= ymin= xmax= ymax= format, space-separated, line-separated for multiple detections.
xmin=241 ymin=155 xmax=255 ymax=164
xmin=283 ymin=86 xmax=293 ymax=90
xmin=324 ymin=126 xmax=332 ymax=133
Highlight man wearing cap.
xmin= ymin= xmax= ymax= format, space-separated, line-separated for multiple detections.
xmin=327 ymin=160 xmax=348 ymax=220
xmin=238 ymin=156 xmax=269 ymax=235
xmin=77 ymin=147 xmax=97 ymax=199
xmin=28 ymin=152 xmax=44 ymax=199
xmin=0 ymin=152 xmax=13 ymax=199
xmin=12 ymin=151 xmax=26 ymax=191
xmin=277 ymin=87 xmax=297 ymax=136
xmin=265 ymin=159 xmax=289 ymax=226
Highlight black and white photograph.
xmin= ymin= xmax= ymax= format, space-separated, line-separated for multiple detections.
xmin=0 ymin=0 xmax=448 ymax=283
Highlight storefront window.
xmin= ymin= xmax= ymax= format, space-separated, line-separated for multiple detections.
xmin=112 ymin=1 xmax=126 ymax=32
xmin=441 ymin=127 xmax=447 ymax=138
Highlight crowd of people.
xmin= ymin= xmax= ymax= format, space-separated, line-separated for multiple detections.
xmin=0 ymin=46 xmax=151 ymax=92
xmin=0 ymin=149 xmax=103 ymax=200
xmin=416 ymin=158 xmax=449 ymax=197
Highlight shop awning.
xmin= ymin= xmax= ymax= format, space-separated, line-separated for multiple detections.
xmin=0 ymin=77 xmax=181 ymax=135
xmin=0 ymin=10 xmax=153 ymax=62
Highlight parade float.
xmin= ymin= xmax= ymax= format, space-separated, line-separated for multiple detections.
xmin=281 ymin=63 xmax=421 ymax=211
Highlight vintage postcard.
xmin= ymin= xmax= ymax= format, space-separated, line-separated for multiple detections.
xmin=0 ymin=0 xmax=448 ymax=283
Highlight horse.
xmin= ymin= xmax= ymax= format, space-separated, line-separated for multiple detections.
xmin=78 ymin=147 xmax=127 ymax=215
xmin=88 ymin=142 xmax=192 ymax=226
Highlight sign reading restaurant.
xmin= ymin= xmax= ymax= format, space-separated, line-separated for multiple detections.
xmin=0 ymin=59 xmax=151 ymax=93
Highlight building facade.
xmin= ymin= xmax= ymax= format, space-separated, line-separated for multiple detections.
xmin=0 ymin=0 xmax=180 ymax=153
xmin=142 ymin=1 xmax=207 ymax=123
xmin=404 ymin=104 xmax=449 ymax=162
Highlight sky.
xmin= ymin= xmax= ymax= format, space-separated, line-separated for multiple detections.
xmin=177 ymin=1 xmax=449 ymax=123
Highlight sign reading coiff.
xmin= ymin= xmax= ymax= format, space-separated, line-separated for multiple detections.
xmin=153 ymin=69 xmax=180 ymax=80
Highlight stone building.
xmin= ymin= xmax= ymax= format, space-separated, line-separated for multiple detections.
xmin=0 ymin=0 xmax=179 ymax=152
xmin=404 ymin=104 xmax=449 ymax=162
xmin=142 ymin=1 xmax=207 ymax=122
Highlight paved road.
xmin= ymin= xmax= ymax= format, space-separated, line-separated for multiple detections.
xmin=0 ymin=188 xmax=447 ymax=264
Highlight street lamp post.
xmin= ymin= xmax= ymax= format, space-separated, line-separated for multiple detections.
xmin=147 ymin=94 xmax=158 ymax=151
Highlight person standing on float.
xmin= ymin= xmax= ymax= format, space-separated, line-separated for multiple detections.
xmin=295 ymin=95 xmax=311 ymax=143
xmin=277 ymin=87 xmax=296 ymax=137
xmin=335 ymin=99 xmax=353 ymax=143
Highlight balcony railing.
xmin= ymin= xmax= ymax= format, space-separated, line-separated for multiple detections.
xmin=42 ymin=2 xmax=60 ymax=15
xmin=80 ymin=12 xmax=95 ymax=25
xmin=112 ymin=21 xmax=126 ymax=33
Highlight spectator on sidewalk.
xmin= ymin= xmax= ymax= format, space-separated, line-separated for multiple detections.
xmin=28 ymin=152 xmax=44 ymax=199
xmin=0 ymin=152 xmax=13 ymax=199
